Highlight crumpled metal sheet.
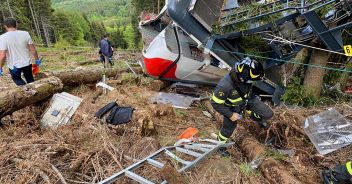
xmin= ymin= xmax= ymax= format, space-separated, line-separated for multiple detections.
xmin=304 ymin=108 xmax=352 ymax=155
xmin=41 ymin=92 xmax=82 ymax=129
xmin=151 ymin=92 xmax=200 ymax=109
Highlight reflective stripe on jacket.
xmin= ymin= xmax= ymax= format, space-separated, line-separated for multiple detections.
xmin=211 ymin=74 xmax=252 ymax=118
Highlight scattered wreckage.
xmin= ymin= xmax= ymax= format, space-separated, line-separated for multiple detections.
xmin=1 ymin=1 xmax=352 ymax=183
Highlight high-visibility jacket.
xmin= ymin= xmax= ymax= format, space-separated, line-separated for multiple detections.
xmin=211 ymin=74 xmax=253 ymax=119
xmin=346 ymin=161 xmax=352 ymax=178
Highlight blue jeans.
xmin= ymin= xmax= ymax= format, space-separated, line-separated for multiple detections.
xmin=9 ymin=64 xmax=34 ymax=86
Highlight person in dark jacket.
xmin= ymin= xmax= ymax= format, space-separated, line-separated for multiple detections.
xmin=211 ymin=57 xmax=273 ymax=156
xmin=99 ymin=33 xmax=114 ymax=67
xmin=321 ymin=161 xmax=352 ymax=184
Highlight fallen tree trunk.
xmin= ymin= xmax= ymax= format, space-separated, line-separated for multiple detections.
xmin=0 ymin=77 xmax=63 ymax=119
xmin=149 ymin=80 xmax=169 ymax=91
xmin=52 ymin=67 xmax=123 ymax=86
xmin=36 ymin=67 xmax=144 ymax=86
xmin=239 ymin=136 xmax=303 ymax=184
xmin=1 ymin=67 xmax=144 ymax=119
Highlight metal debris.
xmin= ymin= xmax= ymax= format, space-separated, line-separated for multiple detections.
xmin=304 ymin=108 xmax=352 ymax=155
xmin=151 ymin=92 xmax=200 ymax=109
xmin=41 ymin=92 xmax=82 ymax=128
xmin=99 ymin=139 xmax=233 ymax=184
xmin=96 ymin=82 xmax=115 ymax=91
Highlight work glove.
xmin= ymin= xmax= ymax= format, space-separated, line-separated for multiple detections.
xmin=230 ymin=113 xmax=242 ymax=122
xmin=35 ymin=58 xmax=41 ymax=66
xmin=0 ymin=68 xmax=3 ymax=76
xmin=12 ymin=66 xmax=18 ymax=73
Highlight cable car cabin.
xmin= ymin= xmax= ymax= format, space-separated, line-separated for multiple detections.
xmin=139 ymin=0 xmax=352 ymax=103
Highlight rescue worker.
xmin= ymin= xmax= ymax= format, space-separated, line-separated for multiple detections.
xmin=321 ymin=161 xmax=352 ymax=184
xmin=211 ymin=57 xmax=273 ymax=156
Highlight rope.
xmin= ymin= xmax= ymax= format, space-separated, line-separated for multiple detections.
xmin=141 ymin=28 xmax=351 ymax=73
xmin=210 ymin=47 xmax=352 ymax=73
xmin=263 ymin=33 xmax=348 ymax=56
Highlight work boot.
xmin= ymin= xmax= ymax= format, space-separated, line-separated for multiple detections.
xmin=218 ymin=147 xmax=231 ymax=157
xmin=321 ymin=168 xmax=351 ymax=184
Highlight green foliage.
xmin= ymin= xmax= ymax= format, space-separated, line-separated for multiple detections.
xmin=52 ymin=0 xmax=136 ymax=48
xmin=52 ymin=0 xmax=131 ymax=25
xmin=174 ymin=109 xmax=186 ymax=118
xmin=51 ymin=0 xmax=163 ymax=48
xmin=121 ymin=73 xmax=134 ymax=81
xmin=123 ymin=24 xmax=136 ymax=49
xmin=239 ymin=162 xmax=258 ymax=176
xmin=89 ymin=21 xmax=107 ymax=44
xmin=324 ymin=71 xmax=342 ymax=86
xmin=0 ymin=0 xmax=53 ymax=42
xmin=239 ymin=35 xmax=271 ymax=61
xmin=282 ymin=77 xmax=318 ymax=107
xmin=54 ymin=39 xmax=71 ymax=49
xmin=315 ymin=4 xmax=334 ymax=17
xmin=265 ymin=149 xmax=287 ymax=161
xmin=283 ymin=72 xmax=352 ymax=107
xmin=52 ymin=12 xmax=82 ymax=45
xmin=110 ymin=29 xmax=128 ymax=49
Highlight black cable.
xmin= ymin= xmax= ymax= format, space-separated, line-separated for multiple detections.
xmin=159 ymin=26 xmax=181 ymax=79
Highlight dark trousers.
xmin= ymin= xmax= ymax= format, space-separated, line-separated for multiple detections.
xmin=220 ymin=97 xmax=274 ymax=138
xmin=9 ymin=64 xmax=34 ymax=86
xmin=335 ymin=162 xmax=352 ymax=181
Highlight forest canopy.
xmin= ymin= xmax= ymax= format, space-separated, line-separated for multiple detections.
xmin=0 ymin=0 xmax=163 ymax=49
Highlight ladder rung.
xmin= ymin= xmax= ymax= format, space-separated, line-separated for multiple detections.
xmin=176 ymin=147 xmax=202 ymax=157
xmin=191 ymin=143 xmax=216 ymax=149
xmin=125 ymin=171 xmax=154 ymax=184
xmin=165 ymin=150 xmax=191 ymax=165
xmin=147 ymin=159 xmax=164 ymax=169
xmin=184 ymin=145 xmax=211 ymax=152
xmin=203 ymin=139 xmax=222 ymax=145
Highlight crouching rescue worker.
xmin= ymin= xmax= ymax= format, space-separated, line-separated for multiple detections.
xmin=211 ymin=57 xmax=273 ymax=157
xmin=321 ymin=161 xmax=352 ymax=184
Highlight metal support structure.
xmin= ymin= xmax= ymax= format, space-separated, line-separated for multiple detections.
xmin=98 ymin=139 xmax=233 ymax=184
xmin=221 ymin=0 xmax=335 ymax=28
xmin=303 ymin=11 xmax=343 ymax=51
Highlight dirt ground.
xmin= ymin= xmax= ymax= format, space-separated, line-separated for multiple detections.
xmin=0 ymin=48 xmax=351 ymax=184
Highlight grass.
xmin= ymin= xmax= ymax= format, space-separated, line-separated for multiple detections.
xmin=196 ymin=103 xmax=207 ymax=111
xmin=239 ymin=162 xmax=258 ymax=177
xmin=174 ymin=109 xmax=186 ymax=118
xmin=121 ymin=73 xmax=134 ymax=82
xmin=37 ymin=46 xmax=102 ymax=72
xmin=265 ymin=149 xmax=287 ymax=161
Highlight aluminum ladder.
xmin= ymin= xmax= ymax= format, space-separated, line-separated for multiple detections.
xmin=99 ymin=139 xmax=231 ymax=184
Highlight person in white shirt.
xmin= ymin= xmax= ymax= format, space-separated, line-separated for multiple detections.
xmin=0 ymin=17 xmax=41 ymax=86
